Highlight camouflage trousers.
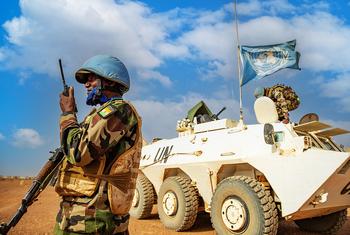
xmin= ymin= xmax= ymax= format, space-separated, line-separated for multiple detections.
xmin=54 ymin=195 xmax=129 ymax=235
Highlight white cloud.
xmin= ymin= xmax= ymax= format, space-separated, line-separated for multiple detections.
xmin=291 ymin=13 xmax=350 ymax=72
xmin=236 ymin=0 xmax=329 ymax=17
xmin=195 ymin=4 xmax=232 ymax=25
xmin=3 ymin=16 xmax=32 ymax=45
xmin=236 ymin=0 xmax=262 ymax=16
xmin=320 ymin=74 xmax=350 ymax=99
xmin=156 ymin=42 xmax=189 ymax=58
xmin=262 ymin=0 xmax=296 ymax=15
xmin=2 ymin=1 xmax=350 ymax=78
xmin=178 ymin=22 xmax=235 ymax=80
xmin=18 ymin=71 xmax=30 ymax=85
xmin=0 ymin=48 xmax=5 ymax=61
xmin=181 ymin=23 xmax=233 ymax=60
xmin=137 ymin=70 xmax=172 ymax=87
xmin=180 ymin=3 xmax=350 ymax=78
xmin=0 ymin=132 xmax=5 ymax=140
xmin=2 ymin=0 xmax=350 ymax=111
xmin=314 ymin=73 xmax=350 ymax=112
xmin=0 ymin=0 xmax=185 ymax=82
xmin=178 ymin=4 xmax=350 ymax=84
xmin=12 ymin=128 xmax=44 ymax=148
xmin=301 ymin=1 xmax=329 ymax=11
xmin=235 ymin=0 xmax=296 ymax=17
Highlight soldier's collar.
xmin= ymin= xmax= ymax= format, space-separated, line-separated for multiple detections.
xmin=110 ymin=96 xmax=123 ymax=101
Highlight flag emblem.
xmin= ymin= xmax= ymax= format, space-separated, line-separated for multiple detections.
xmin=98 ymin=106 xmax=114 ymax=118
xmin=240 ymin=40 xmax=300 ymax=86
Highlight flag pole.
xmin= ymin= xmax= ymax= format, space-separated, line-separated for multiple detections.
xmin=234 ymin=0 xmax=244 ymax=123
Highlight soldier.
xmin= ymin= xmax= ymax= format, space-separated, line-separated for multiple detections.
xmin=254 ymin=84 xmax=300 ymax=123
xmin=55 ymin=55 xmax=142 ymax=235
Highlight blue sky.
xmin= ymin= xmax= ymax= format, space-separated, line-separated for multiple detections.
xmin=1 ymin=0 xmax=350 ymax=176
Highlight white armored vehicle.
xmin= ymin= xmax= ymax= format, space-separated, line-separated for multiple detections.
xmin=130 ymin=99 xmax=350 ymax=235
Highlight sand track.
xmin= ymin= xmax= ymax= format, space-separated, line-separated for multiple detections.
xmin=0 ymin=180 xmax=349 ymax=235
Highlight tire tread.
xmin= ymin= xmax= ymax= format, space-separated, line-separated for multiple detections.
xmin=158 ymin=176 xmax=199 ymax=231
xmin=172 ymin=176 xmax=199 ymax=231
xmin=211 ymin=176 xmax=278 ymax=235
xmin=131 ymin=174 xmax=155 ymax=219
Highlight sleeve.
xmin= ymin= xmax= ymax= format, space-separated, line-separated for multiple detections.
xmin=59 ymin=103 xmax=138 ymax=167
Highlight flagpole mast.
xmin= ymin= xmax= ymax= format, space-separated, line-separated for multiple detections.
xmin=234 ymin=0 xmax=244 ymax=122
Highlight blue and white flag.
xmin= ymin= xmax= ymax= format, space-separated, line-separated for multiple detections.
xmin=240 ymin=40 xmax=300 ymax=86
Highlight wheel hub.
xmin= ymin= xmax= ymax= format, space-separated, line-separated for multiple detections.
xmin=221 ymin=197 xmax=247 ymax=231
xmin=162 ymin=191 xmax=178 ymax=216
xmin=132 ymin=189 xmax=139 ymax=207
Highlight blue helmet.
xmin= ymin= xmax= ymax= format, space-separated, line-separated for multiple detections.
xmin=254 ymin=87 xmax=265 ymax=98
xmin=75 ymin=55 xmax=130 ymax=94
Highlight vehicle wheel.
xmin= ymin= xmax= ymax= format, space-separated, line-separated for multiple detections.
xmin=157 ymin=176 xmax=198 ymax=231
xmin=129 ymin=174 xmax=155 ymax=219
xmin=294 ymin=209 xmax=347 ymax=235
xmin=210 ymin=176 xmax=278 ymax=235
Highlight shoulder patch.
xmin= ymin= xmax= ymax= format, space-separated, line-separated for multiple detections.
xmin=98 ymin=105 xmax=117 ymax=118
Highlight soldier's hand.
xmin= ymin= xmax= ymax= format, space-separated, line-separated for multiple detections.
xmin=60 ymin=87 xmax=76 ymax=113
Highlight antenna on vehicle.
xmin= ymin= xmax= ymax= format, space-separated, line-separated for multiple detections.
xmin=233 ymin=0 xmax=245 ymax=127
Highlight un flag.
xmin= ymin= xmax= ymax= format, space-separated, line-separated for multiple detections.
xmin=240 ymin=40 xmax=301 ymax=86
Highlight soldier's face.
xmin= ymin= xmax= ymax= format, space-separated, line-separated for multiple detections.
xmin=84 ymin=74 xmax=100 ymax=92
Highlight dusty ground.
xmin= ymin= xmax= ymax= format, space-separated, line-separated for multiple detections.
xmin=0 ymin=179 xmax=349 ymax=235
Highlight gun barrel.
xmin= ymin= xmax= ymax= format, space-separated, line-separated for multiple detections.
xmin=216 ymin=107 xmax=226 ymax=117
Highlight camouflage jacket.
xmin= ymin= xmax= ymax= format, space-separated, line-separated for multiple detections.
xmin=56 ymin=98 xmax=140 ymax=197
xmin=265 ymin=84 xmax=300 ymax=120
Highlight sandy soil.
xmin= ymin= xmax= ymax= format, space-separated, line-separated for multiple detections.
xmin=0 ymin=179 xmax=349 ymax=235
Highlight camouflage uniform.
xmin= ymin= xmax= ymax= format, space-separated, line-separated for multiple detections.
xmin=54 ymin=98 xmax=141 ymax=235
xmin=265 ymin=84 xmax=300 ymax=121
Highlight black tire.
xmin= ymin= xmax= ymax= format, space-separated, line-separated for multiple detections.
xmin=295 ymin=209 xmax=347 ymax=235
xmin=210 ymin=176 xmax=278 ymax=235
xmin=129 ymin=174 xmax=155 ymax=219
xmin=157 ymin=176 xmax=198 ymax=231
xmin=265 ymin=189 xmax=279 ymax=235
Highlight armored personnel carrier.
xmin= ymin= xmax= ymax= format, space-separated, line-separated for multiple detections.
xmin=130 ymin=98 xmax=350 ymax=235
